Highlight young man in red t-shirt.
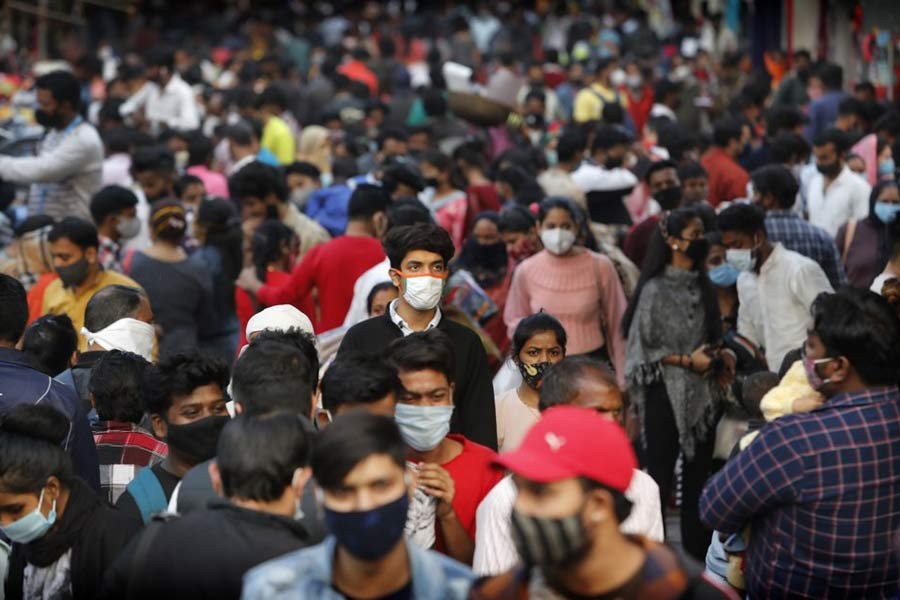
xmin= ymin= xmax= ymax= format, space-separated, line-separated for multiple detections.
xmin=388 ymin=329 xmax=504 ymax=566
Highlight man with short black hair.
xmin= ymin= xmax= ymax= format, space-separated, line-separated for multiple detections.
xmin=317 ymin=351 xmax=402 ymax=427
xmin=387 ymin=330 xmax=504 ymax=564
xmin=339 ymin=223 xmax=498 ymax=449
xmin=228 ymin=161 xmax=330 ymax=259
xmin=623 ymin=159 xmax=682 ymax=268
xmin=42 ymin=217 xmax=142 ymax=350
xmin=807 ymin=128 xmax=871 ymax=236
xmin=701 ymin=117 xmax=751 ymax=207
xmin=0 ymin=70 xmax=103 ymax=220
xmin=101 ymin=412 xmax=314 ymax=599
xmin=718 ymin=203 xmax=833 ymax=371
xmin=571 ymin=125 xmax=638 ymax=225
xmin=471 ymin=406 xmax=735 ymax=599
xmin=701 ymin=288 xmax=900 ymax=599
xmin=242 ymin=411 xmax=475 ymax=599
xmin=115 ymin=352 xmax=230 ymax=527
xmin=0 ymin=273 xmax=101 ymax=490
xmin=90 ymin=185 xmax=140 ymax=272
xmin=119 ymin=47 xmax=200 ymax=132
xmin=89 ymin=350 xmax=166 ymax=503
xmin=806 ymin=63 xmax=846 ymax=141
xmin=537 ymin=128 xmax=587 ymax=207
xmin=237 ymin=184 xmax=388 ymax=332
xmin=752 ymin=164 xmax=848 ymax=288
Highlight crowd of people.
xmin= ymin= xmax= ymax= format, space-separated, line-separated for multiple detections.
xmin=1 ymin=1 xmax=900 ymax=598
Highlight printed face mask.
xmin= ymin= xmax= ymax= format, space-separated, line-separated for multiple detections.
xmin=517 ymin=361 xmax=551 ymax=390
xmin=803 ymin=354 xmax=836 ymax=392
xmin=511 ymin=505 xmax=589 ymax=568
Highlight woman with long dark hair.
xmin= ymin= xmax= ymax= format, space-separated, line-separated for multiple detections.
xmin=836 ymin=179 xmax=900 ymax=288
xmin=622 ymin=206 xmax=732 ymax=561
xmin=195 ymin=197 xmax=244 ymax=362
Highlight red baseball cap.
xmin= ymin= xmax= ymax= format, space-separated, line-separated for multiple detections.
xmin=494 ymin=405 xmax=637 ymax=492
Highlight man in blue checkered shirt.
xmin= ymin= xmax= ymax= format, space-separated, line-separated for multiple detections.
xmin=700 ymin=288 xmax=900 ymax=599
xmin=751 ymin=164 xmax=848 ymax=289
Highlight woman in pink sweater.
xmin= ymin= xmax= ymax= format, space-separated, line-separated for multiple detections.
xmin=503 ymin=197 xmax=628 ymax=381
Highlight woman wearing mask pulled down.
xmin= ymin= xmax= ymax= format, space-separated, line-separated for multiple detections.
xmin=494 ymin=313 xmax=567 ymax=452
xmin=1 ymin=405 xmax=139 ymax=599
xmin=504 ymin=197 xmax=627 ymax=381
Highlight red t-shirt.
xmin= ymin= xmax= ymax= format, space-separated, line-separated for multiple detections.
xmin=256 ymin=235 xmax=384 ymax=333
xmin=427 ymin=434 xmax=504 ymax=552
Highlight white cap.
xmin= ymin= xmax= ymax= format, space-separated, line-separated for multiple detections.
xmin=246 ymin=305 xmax=315 ymax=341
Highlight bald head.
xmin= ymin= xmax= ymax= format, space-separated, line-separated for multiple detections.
xmin=84 ymin=285 xmax=152 ymax=332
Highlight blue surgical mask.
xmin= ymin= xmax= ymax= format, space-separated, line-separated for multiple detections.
xmin=1 ymin=487 xmax=57 ymax=544
xmin=709 ymin=262 xmax=741 ymax=288
xmin=726 ymin=248 xmax=755 ymax=272
xmin=394 ymin=404 xmax=454 ymax=451
xmin=324 ymin=493 xmax=409 ymax=561
xmin=874 ymin=201 xmax=900 ymax=224
xmin=879 ymin=159 xmax=896 ymax=177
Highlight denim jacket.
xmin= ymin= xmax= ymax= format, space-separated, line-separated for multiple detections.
xmin=241 ymin=536 xmax=474 ymax=600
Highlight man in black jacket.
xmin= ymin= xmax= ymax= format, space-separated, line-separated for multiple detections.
xmin=100 ymin=412 xmax=313 ymax=599
xmin=338 ymin=223 xmax=498 ymax=450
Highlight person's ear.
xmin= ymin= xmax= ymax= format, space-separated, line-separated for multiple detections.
xmin=448 ymin=382 xmax=456 ymax=405
xmin=292 ymin=466 xmax=312 ymax=497
xmin=150 ymin=413 xmax=167 ymax=440
xmin=828 ymin=356 xmax=851 ymax=385
xmin=389 ymin=268 xmax=403 ymax=289
xmin=44 ymin=476 xmax=62 ymax=505
xmin=584 ymin=487 xmax=614 ymax=531
xmin=308 ymin=392 xmax=317 ymax=423
xmin=84 ymin=246 xmax=98 ymax=264
xmin=209 ymin=461 xmax=223 ymax=497
xmin=315 ymin=408 xmax=332 ymax=430
xmin=233 ymin=401 xmax=244 ymax=415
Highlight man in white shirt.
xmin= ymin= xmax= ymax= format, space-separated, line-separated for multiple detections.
xmin=120 ymin=48 xmax=200 ymax=133
xmin=571 ymin=125 xmax=638 ymax=226
xmin=718 ymin=203 xmax=833 ymax=373
xmin=0 ymin=71 xmax=103 ymax=221
xmin=473 ymin=356 xmax=663 ymax=576
xmin=807 ymin=128 xmax=871 ymax=237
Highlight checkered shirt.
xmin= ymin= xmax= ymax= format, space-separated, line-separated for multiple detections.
xmin=92 ymin=421 xmax=168 ymax=504
xmin=97 ymin=235 xmax=123 ymax=273
xmin=700 ymin=386 xmax=900 ymax=599
xmin=765 ymin=210 xmax=848 ymax=288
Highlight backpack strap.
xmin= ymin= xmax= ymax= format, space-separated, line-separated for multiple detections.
xmin=841 ymin=218 xmax=857 ymax=266
xmin=125 ymin=466 xmax=168 ymax=525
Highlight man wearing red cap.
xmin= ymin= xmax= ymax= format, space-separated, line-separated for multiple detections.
xmin=470 ymin=406 xmax=737 ymax=600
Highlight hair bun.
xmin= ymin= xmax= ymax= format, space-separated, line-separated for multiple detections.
xmin=0 ymin=405 xmax=70 ymax=447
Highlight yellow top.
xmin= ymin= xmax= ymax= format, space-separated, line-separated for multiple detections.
xmin=41 ymin=269 xmax=144 ymax=351
xmin=261 ymin=115 xmax=296 ymax=165
xmin=573 ymin=82 xmax=629 ymax=123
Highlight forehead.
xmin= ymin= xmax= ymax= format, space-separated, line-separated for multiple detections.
xmin=398 ymin=368 xmax=449 ymax=391
xmin=523 ymin=330 xmax=562 ymax=347
xmin=402 ymin=249 xmax=444 ymax=265
xmin=340 ymin=454 xmax=404 ymax=487
xmin=569 ymin=376 xmax=623 ymax=409
xmin=648 ymin=168 xmax=678 ymax=186
xmin=172 ymin=382 xmax=224 ymax=408
xmin=50 ymin=237 xmax=81 ymax=254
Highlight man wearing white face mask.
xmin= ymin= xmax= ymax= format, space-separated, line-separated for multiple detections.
xmin=339 ymin=223 xmax=498 ymax=451
xmin=90 ymin=185 xmax=142 ymax=273
xmin=100 ymin=413 xmax=315 ymax=599
xmin=718 ymin=203 xmax=832 ymax=373
xmin=387 ymin=330 xmax=504 ymax=565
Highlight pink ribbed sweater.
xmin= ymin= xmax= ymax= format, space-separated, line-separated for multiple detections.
xmin=503 ymin=249 xmax=627 ymax=377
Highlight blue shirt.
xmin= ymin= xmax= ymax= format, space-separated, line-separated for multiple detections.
xmin=0 ymin=347 xmax=100 ymax=491
xmin=241 ymin=536 xmax=474 ymax=599
xmin=700 ymin=385 xmax=900 ymax=599
xmin=766 ymin=210 xmax=848 ymax=289
xmin=806 ymin=90 xmax=847 ymax=141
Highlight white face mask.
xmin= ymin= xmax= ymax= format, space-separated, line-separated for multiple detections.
xmin=400 ymin=275 xmax=445 ymax=311
xmin=116 ymin=216 xmax=141 ymax=240
xmin=81 ymin=318 xmax=156 ymax=362
xmin=541 ymin=228 xmax=576 ymax=256
xmin=610 ymin=68 xmax=627 ymax=87
xmin=725 ymin=248 xmax=755 ymax=272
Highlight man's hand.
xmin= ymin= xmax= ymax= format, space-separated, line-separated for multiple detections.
xmin=417 ymin=463 xmax=456 ymax=519
xmin=236 ymin=266 xmax=263 ymax=294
